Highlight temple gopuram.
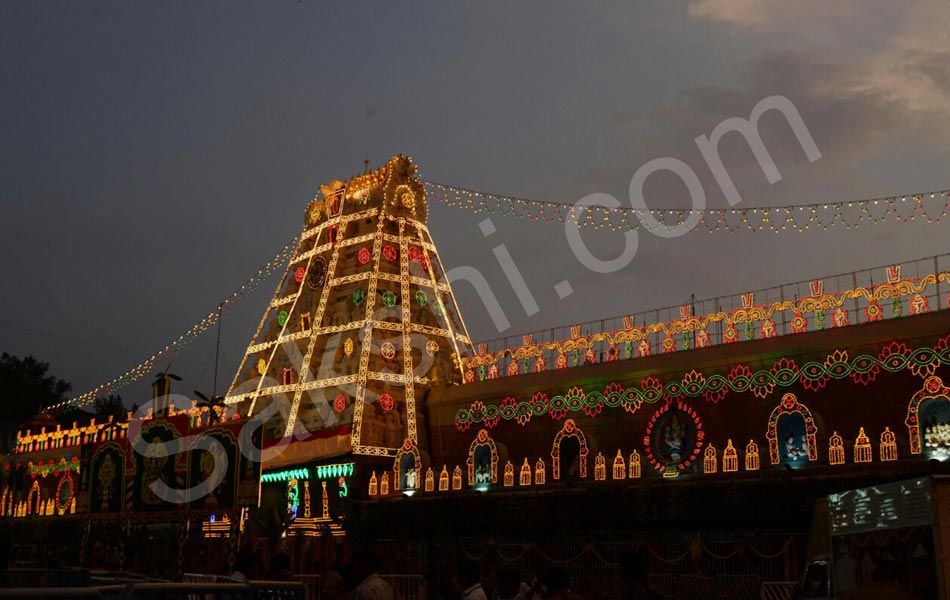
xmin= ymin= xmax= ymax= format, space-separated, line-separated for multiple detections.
xmin=4 ymin=155 xmax=950 ymax=596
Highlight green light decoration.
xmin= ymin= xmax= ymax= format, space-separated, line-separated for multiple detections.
xmin=316 ymin=463 xmax=355 ymax=480
xmin=415 ymin=290 xmax=427 ymax=307
xmin=277 ymin=310 xmax=289 ymax=326
xmin=454 ymin=337 xmax=950 ymax=431
xmin=262 ymin=467 xmax=311 ymax=483
xmin=382 ymin=291 xmax=397 ymax=307
xmin=352 ymin=289 xmax=366 ymax=306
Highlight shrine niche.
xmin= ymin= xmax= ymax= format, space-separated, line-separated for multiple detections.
xmin=766 ymin=393 xmax=818 ymax=466
xmin=89 ymin=444 xmax=125 ymax=513
xmin=131 ymin=423 xmax=180 ymax=511
xmin=551 ymin=419 xmax=588 ymax=479
xmin=466 ymin=429 xmax=498 ymax=487
xmin=906 ymin=376 xmax=950 ymax=456
xmin=188 ymin=431 xmax=238 ymax=510
xmin=644 ymin=400 xmax=704 ymax=477
xmin=393 ymin=439 xmax=421 ymax=492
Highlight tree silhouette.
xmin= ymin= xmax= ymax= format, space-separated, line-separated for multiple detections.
xmin=0 ymin=353 xmax=71 ymax=448
xmin=194 ymin=390 xmax=226 ymax=426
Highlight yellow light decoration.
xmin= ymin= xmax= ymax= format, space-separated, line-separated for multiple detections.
xmin=722 ymin=440 xmax=739 ymax=472
xmin=880 ymin=427 xmax=898 ymax=462
xmin=438 ymin=466 xmax=449 ymax=491
xmin=854 ymin=428 xmax=873 ymax=463
xmin=424 ymin=467 xmax=434 ymax=492
xmin=612 ymin=450 xmax=626 ymax=480
xmin=628 ymin=451 xmax=641 ymax=479
xmin=703 ymin=445 xmax=718 ymax=474
xmin=380 ymin=472 xmax=390 ymax=495
xmin=745 ymin=440 xmax=760 ymax=471
xmin=451 ymin=466 xmax=462 ymax=490
xmin=535 ymin=459 xmax=546 ymax=485
xmin=519 ymin=459 xmax=532 ymax=486
xmin=503 ymin=461 xmax=514 ymax=487
xmin=594 ymin=453 xmax=607 ymax=481
xmin=828 ymin=432 xmax=845 ymax=465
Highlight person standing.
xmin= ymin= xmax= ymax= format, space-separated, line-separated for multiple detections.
xmin=352 ymin=548 xmax=394 ymax=600
xmin=457 ymin=560 xmax=487 ymax=600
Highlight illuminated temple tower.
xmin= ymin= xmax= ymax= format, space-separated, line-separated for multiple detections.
xmin=225 ymin=155 xmax=473 ymax=458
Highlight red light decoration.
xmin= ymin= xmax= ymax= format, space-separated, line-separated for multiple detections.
xmin=905 ymin=375 xmax=950 ymax=454
xmin=643 ymin=400 xmax=704 ymax=474
xmin=551 ymin=419 xmax=588 ymax=479
xmin=453 ymin=335 xmax=950 ymax=430
xmin=294 ymin=267 xmax=306 ymax=283
xmin=382 ymin=245 xmax=397 ymax=262
xmin=765 ymin=393 xmax=818 ymax=465
xmin=357 ymin=247 xmax=371 ymax=265
xmin=466 ymin=429 xmax=499 ymax=485
xmin=379 ymin=393 xmax=394 ymax=411
xmin=333 ymin=394 xmax=346 ymax=413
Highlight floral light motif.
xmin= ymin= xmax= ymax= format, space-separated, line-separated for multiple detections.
xmin=453 ymin=337 xmax=950 ymax=430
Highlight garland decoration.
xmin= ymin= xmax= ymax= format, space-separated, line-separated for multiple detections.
xmin=424 ymin=181 xmax=950 ymax=234
xmin=454 ymin=336 xmax=950 ymax=430
xmin=48 ymin=236 xmax=301 ymax=412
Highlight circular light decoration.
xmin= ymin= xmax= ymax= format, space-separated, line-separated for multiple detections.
xmin=277 ymin=310 xmax=289 ymax=326
xmin=352 ymin=289 xmax=366 ymax=305
xmin=425 ymin=340 xmax=439 ymax=357
xmin=357 ymin=247 xmax=372 ymax=265
xmin=344 ymin=338 xmax=354 ymax=357
xmin=307 ymin=256 xmax=328 ymax=289
xmin=395 ymin=184 xmax=416 ymax=210
xmin=257 ymin=358 xmax=267 ymax=375
xmin=643 ymin=400 xmax=704 ymax=476
xmin=333 ymin=394 xmax=346 ymax=413
xmin=56 ymin=473 xmax=74 ymax=513
xmin=382 ymin=245 xmax=398 ymax=262
xmin=381 ymin=342 xmax=396 ymax=360
xmin=382 ymin=291 xmax=397 ymax=307
xmin=294 ymin=266 xmax=306 ymax=283
xmin=415 ymin=290 xmax=427 ymax=307
xmin=379 ymin=393 xmax=395 ymax=411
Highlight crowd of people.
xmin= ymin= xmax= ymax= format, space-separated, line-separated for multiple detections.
xmin=226 ymin=547 xmax=654 ymax=600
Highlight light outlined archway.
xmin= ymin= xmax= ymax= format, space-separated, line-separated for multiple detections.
xmin=906 ymin=376 xmax=950 ymax=454
xmin=766 ymin=393 xmax=818 ymax=465
xmin=551 ymin=419 xmax=588 ymax=479
xmin=466 ymin=429 xmax=498 ymax=485
xmin=392 ymin=438 xmax=422 ymax=491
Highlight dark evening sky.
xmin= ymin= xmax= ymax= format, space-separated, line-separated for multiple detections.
xmin=2 ymin=2 xmax=949 ymax=406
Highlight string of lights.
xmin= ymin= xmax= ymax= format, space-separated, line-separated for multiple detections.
xmin=47 ymin=236 xmax=301 ymax=413
xmin=422 ymin=181 xmax=950 ymax=234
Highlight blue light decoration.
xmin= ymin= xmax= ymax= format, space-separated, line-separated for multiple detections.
xmin=209 ymin=514 xmax=215 ymax=523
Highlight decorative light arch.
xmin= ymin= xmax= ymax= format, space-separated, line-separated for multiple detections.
xmin=27 ymin=480 xmax=41 ymax=515
xmin=392 ymin=439 xmax=421 ymax=491
xmin=906 ymin=376 xmax=950 ymax=454
xmin=766 ymin=393 xmax=818 ymax=465
xmin=466 ymin=429 xmax=498 ymax=485
xmin=551 ymin=419 xmax=588 ymax=479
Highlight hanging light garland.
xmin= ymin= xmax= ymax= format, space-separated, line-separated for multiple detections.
xmin=423 ymin=181 xmax=950 ymax=234
xmin=47 ymin=236 xmax=301 ymax=413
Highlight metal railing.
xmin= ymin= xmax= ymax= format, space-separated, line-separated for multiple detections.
xmin=383 ymin=574 xmax=425 ymax=600
xmin=760 ymin=581 xmax=798 ymax=600
xmin=464 ymin=253 xmax=950 ymax=380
